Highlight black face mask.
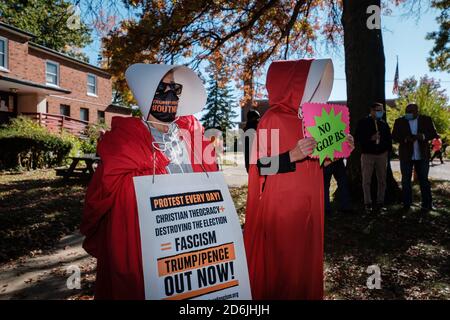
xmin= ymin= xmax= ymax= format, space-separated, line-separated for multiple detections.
xmin=149 ymin=90 xmax=179 ymax=123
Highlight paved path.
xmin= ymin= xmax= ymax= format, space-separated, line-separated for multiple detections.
xmin=221 ymin=152 xmax=248 ymax=187
xmin=222 ymin=155 xmax=450 ymax=187
xmin=390 ymin=159 xmax=450 ymax=181
xmin=0 ymin=233 xmax=93 ymax=300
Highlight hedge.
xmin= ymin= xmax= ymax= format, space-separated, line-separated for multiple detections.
xmin=0 ymin=117 xmax=72 ymax=170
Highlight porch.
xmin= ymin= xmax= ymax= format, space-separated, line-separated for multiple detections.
xmin=20 ymin=112 xmax=89 ymax=137
xmin=0 ymin=74 xmax=89 ymax=136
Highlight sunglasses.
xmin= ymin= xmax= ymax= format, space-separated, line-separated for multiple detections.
xmin=156 ymin=82 xmax=183 ymax=96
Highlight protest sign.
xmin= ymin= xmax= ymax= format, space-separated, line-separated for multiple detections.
xmin=302 ymin=102 xmax=351 ymax=165
xmin=133 ymin=172 xmax=252 ymax=300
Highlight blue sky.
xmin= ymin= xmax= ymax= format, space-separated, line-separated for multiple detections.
xmin=329 ymin=5 xmax=450 ymax=102
xmin=83 ymin=4 xmax=449 ymax=121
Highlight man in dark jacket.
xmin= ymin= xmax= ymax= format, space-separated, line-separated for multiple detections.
xmin=244 ymin=110 xmax=260 ymax=173
xmin=355 ymin=102 xmax=393 ymax=213
xmin=392 ymin=103 xmax=438 ymax=211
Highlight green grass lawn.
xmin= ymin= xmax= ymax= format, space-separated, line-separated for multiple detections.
xmin=0 ymin=169 xmax=449 ymax=299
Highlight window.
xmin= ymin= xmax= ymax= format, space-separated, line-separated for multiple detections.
xmin=0 ymin=37 xmax=7 ymax=69
xmin=46 ymin=61 xmax=59 ymax=86
xmin=45 ymin=61 xmax=59 ymax=86
xmin=60 ymin=104 xmax=70 ymax=117
xmin=80 ymin=108 xmax=89 ymax=121
xmin=97 ymin=110 xmax=105 ymax=123
xmin=87 ymin=74 xmax=97 ymax=95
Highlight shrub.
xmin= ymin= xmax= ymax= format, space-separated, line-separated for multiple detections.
xmin=60 ymin=130 xmax=83 ymax=159
xmin=80 ymin=122 xmax=108 ymax=155
xmin=0 ymin=117 xmax=72 ymax=170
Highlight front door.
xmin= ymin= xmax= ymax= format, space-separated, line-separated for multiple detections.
xmin=0 ymin=90 xmax=17 ymax=124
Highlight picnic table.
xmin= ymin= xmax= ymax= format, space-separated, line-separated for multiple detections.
xmin=56 ymin=154 xmax=101 ymax=180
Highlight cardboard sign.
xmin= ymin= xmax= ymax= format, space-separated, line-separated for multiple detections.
xmin=133 ymin=172 xmax=252 ymax=300
xmin=302 ymin=103 xmax=351 ymax=165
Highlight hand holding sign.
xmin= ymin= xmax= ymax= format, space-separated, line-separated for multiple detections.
xmin=289 ymin=137 xmax=317 ymax=162
xmin=302 ymin=103 xmax=351 ymax=165
xmin=346 ymin=134 xmax=355 ymax=152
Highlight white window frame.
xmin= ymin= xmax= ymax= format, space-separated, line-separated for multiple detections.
xmin=0 ymin=36 xmax=9 ymax=71
xmin=45 ymin=60 xmax=60 ymax=86
xmin=87 ymin=73 xmax=97 ymax=97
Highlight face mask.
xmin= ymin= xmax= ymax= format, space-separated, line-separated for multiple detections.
xmin=149 ymin=90 xmax=179 ymax=123
xmin=404 ymin=113 xmax=414 ymax=120
xmin=375 ymin=111 xmax=384 ymax=119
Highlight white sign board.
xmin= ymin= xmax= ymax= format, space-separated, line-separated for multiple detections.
xmin=134 ymin=172 xmax=252 ymax=300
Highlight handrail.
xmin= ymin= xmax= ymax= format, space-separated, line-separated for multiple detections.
xmin=20 ymin=112 xmax=89 ymax=137
xmin=20 ymin=112 xmax=89 ymax=125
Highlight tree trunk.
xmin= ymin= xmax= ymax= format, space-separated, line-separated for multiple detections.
xmin=342 ymin=0 xmax=401 ymax=204
xmin=242 ymin=64 xmax=255 ymax=108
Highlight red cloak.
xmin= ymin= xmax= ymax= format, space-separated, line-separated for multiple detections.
xmin=243 ymin=60 xmax=325 ymax=300
xmin=80 ymin=116 xmax=217 ymax=300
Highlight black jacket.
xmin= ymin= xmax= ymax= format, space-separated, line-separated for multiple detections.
xmin=355 ymin=116 xmax=392 ymax=154
xmin=392 ymin=115 xmax=438 ymax=161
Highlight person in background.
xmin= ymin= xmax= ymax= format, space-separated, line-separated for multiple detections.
xmin=323 ymin=158 xmax=352 ymax=215
xmin=430 ymin=135 xmax=444 ymax=165
xmin=210 ymin=128 xmax=224 ymax=170
xmin=244 ymin=110 xmax=261 ymax=173
xmin=355 ymin=102 xmax=392 ymax=213
xmin=392 ymin=103 xmax=438 ymax=211
xmin=442 ymin=140 xmax=448 ymax=159
xmin=95 ymin=129 xmax=106 ymax=158
xmin=97 ymin=129 xmax=106 ymax=145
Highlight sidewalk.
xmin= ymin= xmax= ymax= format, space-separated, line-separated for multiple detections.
xmin=221 ymin=154 xmax=450 ymax=186
xmin=390 ymin=159 xmax=450 ymax=181
xmin=221 ymin=152 xmax=248 ymax=187
xmin=0 ymin=233 xmax=94 ymax=300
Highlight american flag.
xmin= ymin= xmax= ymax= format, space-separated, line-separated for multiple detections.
xmin=392 ymin=56 xmax=399 ymax=95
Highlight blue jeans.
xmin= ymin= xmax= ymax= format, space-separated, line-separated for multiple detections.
xmin=400 ymin=159 xmax=432 ymax=208
xmin=324 ymin=159 xmax=352 ymax=212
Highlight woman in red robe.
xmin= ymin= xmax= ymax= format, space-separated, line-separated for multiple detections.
xmin=81 ymin=64 xmax=217 ymax=299
xmin=244 ymin=59 xmax=353 ymax=300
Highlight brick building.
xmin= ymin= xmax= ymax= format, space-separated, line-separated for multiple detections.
xmin=0 ymin=22 xmax=131 ymax=136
